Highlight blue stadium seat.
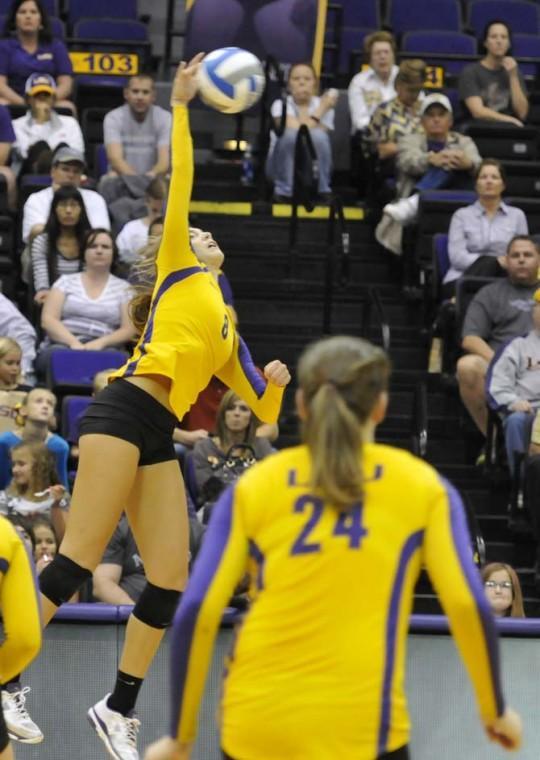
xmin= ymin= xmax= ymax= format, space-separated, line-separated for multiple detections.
xmin=68 ymin=0 xmax=138 ymax=25
xmin=73 ymin=18 xmax=148 ymax=44
xmin=512 ymin=33 xmax=540 ymax=78
xmin=61 ymin=395 xmax=92 ymax=443
xmin=340 ymin=0 xmax=380 ymax=29
xmin=433 ymin=233 xmax=450 ymax=284
xmin=401 ymin=31 xmax=477 ymax=76
xmin=468 ymin=0 xmax=540 ymax=37
xmin=386 ymin=0 xmax=461 ymax=34
xmin=47 ymin=349 xmax=127 ymax=396
xmin=340 ymin=27 xmax=374 ymax=76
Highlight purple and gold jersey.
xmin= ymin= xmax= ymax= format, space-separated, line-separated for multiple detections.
xmin=111 ymin=106 xmax=284 ymax=425
xmin=0 ymin=517 xmax=41 ymax=682
xmin=169 ymin=443 xmax=504 ymax=759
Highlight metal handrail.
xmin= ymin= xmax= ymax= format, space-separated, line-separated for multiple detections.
xmin=322 ymin=195 xmax=350 ymax=333
xmin=360 ymin=287 xmax=391 ymax=353
xmin=411 ymin=381 xmax=428 ymax=459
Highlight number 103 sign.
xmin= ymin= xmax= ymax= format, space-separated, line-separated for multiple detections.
xmin=69 ymin=52 xmax=139 ymax=76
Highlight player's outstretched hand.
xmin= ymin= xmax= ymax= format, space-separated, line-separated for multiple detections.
xmin=484 ymin=707 xmax=522 ymax=751
xmin=171 ymin=52 xmax=205 ymax=107
xmin=144 ymin=736 xmax=191 ymax=760
xmin=264 ymin=360 xmax=291 ymax=388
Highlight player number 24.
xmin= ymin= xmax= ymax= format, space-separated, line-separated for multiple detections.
xmin=290 ymin=495 xmax=367 ymax=555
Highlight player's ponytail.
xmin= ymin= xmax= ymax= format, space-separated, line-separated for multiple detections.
xmin=128 ymin=234 xmax=161 ymax=335
xmin=298 ymin=336 xmax=390 ymax=510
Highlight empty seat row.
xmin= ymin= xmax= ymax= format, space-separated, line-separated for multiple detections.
xmin=0 ymin=0 xmax=138 ymax=25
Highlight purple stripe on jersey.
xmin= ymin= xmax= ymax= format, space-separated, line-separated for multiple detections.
xmin=124 ymin=266 xmax=205 ymax=377
xmin=377 ymin=530 xmax=424 ymax=756
xmin=440 ymin=476 xmax=505 ymax=717
xmin=0 ymin=557 xmax=8 ymax=573
xmin=248 ymin=539 xmax=265 ymax=590
xmin=169 ymin=485 xmax=235 ymax=739
xmin=238 ymin=336 xmax=266 ymax=399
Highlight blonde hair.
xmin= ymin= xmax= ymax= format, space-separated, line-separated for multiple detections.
xmin=481 ymin=562 xmax=525 ymax=618
xmin=0 ymin=337 xmax=22 ymax=384
xmin=93 ymin=368 xmax=117 ymax=394
xmin=128 ymin=234 xmax=161 ymax=334
xmin=395 ymin=59 xmax=426 ymax=87
xmin=8 ymin=441 xmax=61 ymax=497
xmin=298 ymin=336 xmax=390 ymax=510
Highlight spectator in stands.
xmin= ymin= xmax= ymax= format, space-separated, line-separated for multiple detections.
xmin=0 ymin=441 xmax=69 ymax=536
xmin=30 ymin=185 xmax=91 ymax=303
xmin=0 ymin=337 xmax=31 ymax=435
xmin=487 ymin=289 xmax=540 ymax=477
xmin=443 ymin=159 xmax=528 ymax=296
xmin=0 ymin=0 xmax=73 ymax=111
xmin=116 ymin=177 xmax=167 ymax=267
xmin=457 ymin=235 xmax=540 ymax=436
xmin=22 ymin=145 xmax=110 ymax=243
xmin=376 ymin=94 xmax=481 ymax=255
xmin=12 ymin=73 xmax=84 ymax=177
xmin=100 ymin=74 xmax=172 ymax=229
xmin=0 ymin=386 xmax=68 ymax=489
xmin=348 ymin=31 xmax=398 ymax=134
xmin=266 ymin=61 xmax=337 ymax=202
xmin=193 ymin=390 xmax=274 ymax=522
xmin=481 ymin=562 xmax=525 ymax=617
xmin=459 ymin=20 xmax=528 ymax=127
xmin=0 ymin=294 xmax=36 ymax=381
xmin=0 ymin=105 xmax=16 ymax=211
xmin=93 ymin=514 xmax=145 ymax=604
xmin=37 ymin=229 xmax=135 ymax=372
xmin=367 ymin=59 xmax=425 ymax=174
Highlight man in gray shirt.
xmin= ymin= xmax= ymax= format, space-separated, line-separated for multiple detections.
xmin=457 ymin=235 xmax=540 ymax=435
xmin=99 ymin=74 xmax=172 ymax=229
xmin=487 ymin=290 xmax=540 ymax=476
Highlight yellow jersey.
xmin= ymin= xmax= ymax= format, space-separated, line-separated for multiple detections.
xmin=111 ymin=106 xmax=284 ymax=424
xmin=169 ymin=443 xmax=504 ymax=759
xmin=0 ymin=517 xmax=41 ymax=683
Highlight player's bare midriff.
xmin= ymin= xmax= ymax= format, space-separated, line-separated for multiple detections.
xmin=124 ymin=374 xmax=173 ymax=412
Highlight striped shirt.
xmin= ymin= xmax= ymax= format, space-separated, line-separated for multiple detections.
xmin=50 ymin=272 xmax=131 ymax=342
xmin=30 ymin=233 xmax=82 ymax=293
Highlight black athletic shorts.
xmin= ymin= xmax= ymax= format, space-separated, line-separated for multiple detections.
xmin=0 ymin=701 xmax=8 ymax=752
xmin=78 ymin=377 xmax=177 ymax=466
xmin=222 ymin=745 xmax=410 ymax=759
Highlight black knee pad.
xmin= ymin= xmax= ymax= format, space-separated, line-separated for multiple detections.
xmin=39 ymin=553 xmax=92 ymax=607
xmin=132 ymin=582 xmax=181 ymax=629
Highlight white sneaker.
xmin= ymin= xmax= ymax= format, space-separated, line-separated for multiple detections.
xmin=87 ymin=694 xmax=140 ymax=760
xmin=2 ymin=685 xmax=44 ymax=744
xmin=383 ymin=194 xmax=419 ymax=224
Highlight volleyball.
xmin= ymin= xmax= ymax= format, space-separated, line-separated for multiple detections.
xmin=197 ymin=47 xmax=265 ymax=114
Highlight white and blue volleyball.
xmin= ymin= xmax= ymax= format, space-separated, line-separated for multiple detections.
xmin=197 ymin=47 xmax=265 ymax=114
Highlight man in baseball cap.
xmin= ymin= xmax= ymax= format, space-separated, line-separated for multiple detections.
xmin=12 ymin=72 xmax=84 ymax=177
xmin=376 ymin=90 xmax=482 ymax=252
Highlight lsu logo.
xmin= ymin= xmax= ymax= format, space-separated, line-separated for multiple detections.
xmin=221 ymin=314 xmax=229 ymax=339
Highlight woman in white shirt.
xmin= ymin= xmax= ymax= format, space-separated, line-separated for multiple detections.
xmin=37 ymin=229 xmax=136 ymax=375
xmin=348 ymin=30 xmax=398 ymax=134
xmin=266 ymin=62 xmax=337 ymax=201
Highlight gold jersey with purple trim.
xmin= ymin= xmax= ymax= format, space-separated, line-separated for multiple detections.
xmin=168 ymin=443 xmax=504 ymax=759
xmin=110 ymin=106 xmax=284 ymax=424
xmin=0 ymin=517 xmax=42 ymax=683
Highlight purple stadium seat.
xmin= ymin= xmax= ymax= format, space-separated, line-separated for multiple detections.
xmin=512 ymin=33 xmax=540 ymax=78
xmin=433 ymin=233 xmax=450 ymax=284
xmin=401 ymin=31 xmax=477 ymax=76
xmin=47 ymin=349 xmax=127 ymax=395
xmin=68 ymin=0 xmax=138 ymax=25
xmin=61 ymin=395 xmax=92 ymax=443
xmin=340 ymin=27 xmax=374 ymax=76
xmin=340 ymin=0 xmax=380 ymax=29
xmin=387 ymin=0 xmax=462 ymax=34
xmin=73 ymin=18 xmax=148 ymax=43
xmin=468 ymin=0 xmax=540 ymax=38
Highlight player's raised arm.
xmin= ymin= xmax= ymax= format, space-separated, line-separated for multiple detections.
xmin=424 ymin=478 xmax=522 ymax=752
xmin=158 ymin=54 xmax=205 ymax=273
